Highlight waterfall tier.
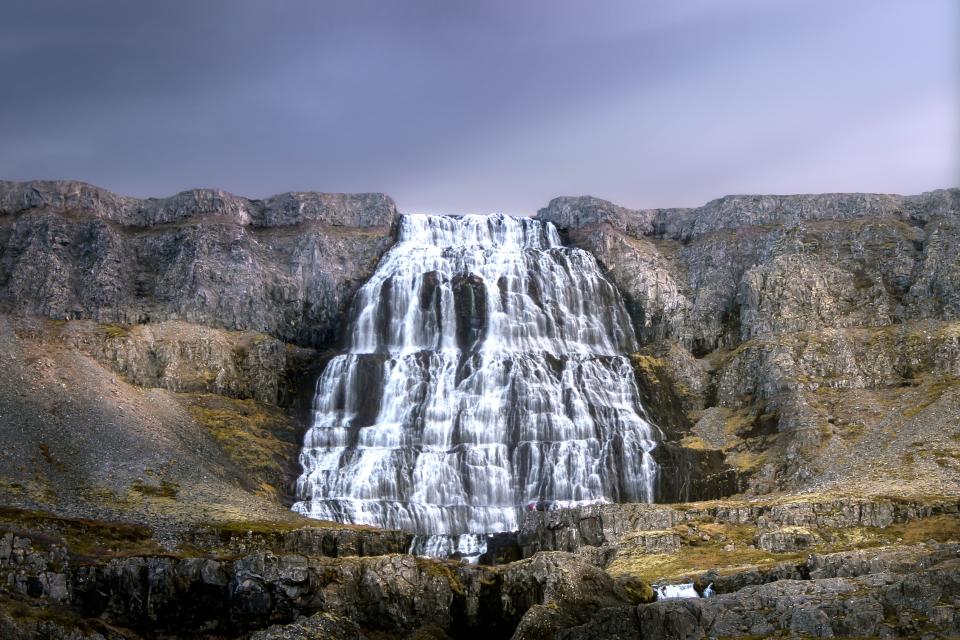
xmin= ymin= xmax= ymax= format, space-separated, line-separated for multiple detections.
xmin=293 ymin=214 xmax=658 ymax=548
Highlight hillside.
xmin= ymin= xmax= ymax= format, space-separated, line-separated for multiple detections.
xmin=0 ymin=181 xmax=958 ymax=639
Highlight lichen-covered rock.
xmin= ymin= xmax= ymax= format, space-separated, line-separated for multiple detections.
xmin=518 ymin=503 xmax=688 ymax=557
xmin=0 ymin=532 xmax=70 ymax=603
xmin=501 ymin=552 xmax=634 ymax=639
xmin=806 ymin=543 xmax=960 ymax=581
xmin=715 ymin=321 xmax=960 ymax=408
xmin=755 ymin=527 xmax=817 ymax=553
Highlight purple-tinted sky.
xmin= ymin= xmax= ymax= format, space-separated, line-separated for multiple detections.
xmin=1 ymin=1 xmax=957 ymax=214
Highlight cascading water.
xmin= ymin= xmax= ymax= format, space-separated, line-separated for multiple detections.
xmin=293 ymin=213 xmax=659 ymax=558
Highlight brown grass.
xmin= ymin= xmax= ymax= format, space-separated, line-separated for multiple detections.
xmin=181 ymin=393 xmax=299 ymax=499
xmin=0 ymin=506 xmax=163 ymax=562
xmin=98 ymin=323 xmax=130 ymax=339
xmin=131 ymin=479 xmax=180 ymax=498
xmin=607 ymin=509 xmax=960 ymax=584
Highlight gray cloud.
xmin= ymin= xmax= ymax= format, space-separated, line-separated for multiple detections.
xmin=1 ymin=0 xmax=956 ymax=214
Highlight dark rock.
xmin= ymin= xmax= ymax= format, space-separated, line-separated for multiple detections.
xmin=755 ymin=527 xmax=817 ymax=553
xmin=650 ymin=442 xmax=742 ymax=503
xmin=556 ymin=606 xmax=640 ymax=640
xmin=501 ymin=552 xmax=634 ymax=639
xmin=452 ymin=273 xmax=487 ymax=350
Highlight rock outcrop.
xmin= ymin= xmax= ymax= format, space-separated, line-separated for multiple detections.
xmin=0 ymin=520 xmax=642 ymax=639
xmin=538 ymin=189 xmax=960 ymax=496
xmin=0 ymin=180 xmax=397 ymax=348
xmin=517 ymin=496 xmax=960 ymax=560
xmin=2 ymin=503 xmax=959 ymax=639
xmin=635 ymin=560 xmax=960 ymax=640
xmin=538 ymin=190 xmax=960 ymax=353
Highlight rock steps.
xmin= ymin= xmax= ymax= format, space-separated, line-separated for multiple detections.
xmin=2 ymin=497 xmax=958 ymax=638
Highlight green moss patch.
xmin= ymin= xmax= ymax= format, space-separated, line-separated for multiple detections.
xmin=180 ymin=393 xmax=300 ymax=499
xmin=98 ymin=323 xmax=130 ymax=339
xmin=131 ymin=479 xmax=180 ymax=498
xmin=0 ymin=506 xmax=163 ymax=563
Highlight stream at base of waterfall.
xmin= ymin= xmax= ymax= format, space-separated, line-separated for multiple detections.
xmin=293 ymin=214 xmax=659 ymax=560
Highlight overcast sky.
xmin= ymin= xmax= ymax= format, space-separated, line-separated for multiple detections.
xmin=1 ymin=1 xmax=957 ymax=215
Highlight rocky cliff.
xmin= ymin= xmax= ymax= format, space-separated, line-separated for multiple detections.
xmin=537 ymin=189 xmax=960 ymax=497
xmin=0 ymin=180 xmax=397 ymax=347
xmin=537 ymin=190 xmax=960 ymax=351
xmin=0 ymin=179 xmax=402 ymax=536
xmin=1 ymin=180 xmax=959 ymax=639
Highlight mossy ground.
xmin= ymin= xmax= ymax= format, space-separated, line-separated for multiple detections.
xmin=0 ymin=504 xmax=380 ymax=565
xmin=0 ymin=506 xmax=164 ymax=562
xmin=180 ymin=393 xmax=300 ymax=500
xmin=209 ymin=516 xmax=376 ymax=535
xmin=131 ymin=479 xmax=180 ymax=498
xmin=97 ymin=323 xmax=130 ymax=339
xmin=608 ymin=518 xmax=806 ymax=583
xmin=419 ymin=557 xmax=466 ymax=595
xmin=0 ymin=593 xmax=103 ymax=634
xmin=606 ymin=506 xmax=960 ymax=584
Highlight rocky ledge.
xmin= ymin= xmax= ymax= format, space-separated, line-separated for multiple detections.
xmin=1 ymin=494 xmax=958 ymax=639
xmin=0 ymin=180 xmax=396 ymax=229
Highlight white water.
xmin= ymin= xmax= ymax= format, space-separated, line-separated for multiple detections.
xmin=654 ymin=583 xmax=714 ymax=599
xmin=293 ymin=214 xmax=659 ymax=555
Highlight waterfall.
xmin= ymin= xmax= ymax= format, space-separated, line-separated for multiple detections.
xmin=655 ymin=583 xmax=713 ymax=599
xmin=292 ymin=213 xmax=659 ymax=557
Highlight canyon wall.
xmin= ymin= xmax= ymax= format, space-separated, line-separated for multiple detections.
xmin=0 ymin=180 xmax=397 ymax=348
xmin=1 ymin=181 xmax=959 ymax=639
xmin=537 ymin=189 xmax=960 ymax=495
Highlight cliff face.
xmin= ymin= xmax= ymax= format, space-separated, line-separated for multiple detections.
xmin=537 ymin=189 xmax=960 ymax=496
xmin=3 ymin=180 xmax=959 ymax=508
xmin=0 ymin=181 xmax=399 ymax=541
xmin=538 ymin=190 xmax=960 ymax=351
xmin=2 ymin=181 xmax=960 ymax=639
xmin=0 ymin=180 xmax=397 ymax=348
